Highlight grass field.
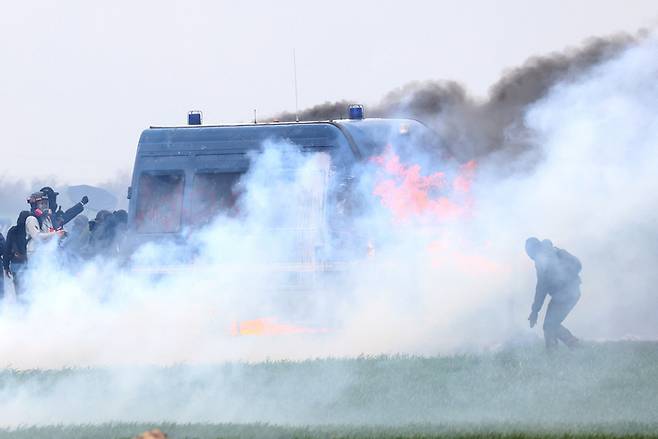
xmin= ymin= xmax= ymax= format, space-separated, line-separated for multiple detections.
xmin=0 ymin=341 xmax=657 ymax=438
xmin=1 ymin=423 xmax=658 ymax=439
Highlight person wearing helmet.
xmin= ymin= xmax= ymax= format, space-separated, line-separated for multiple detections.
xmin=25 ymin=191 xmax=64 ymax=258
xmin=525 ymin=237 xmax=582 ymax=351
xmin=39 ymin=186 xmax=89 ymax=230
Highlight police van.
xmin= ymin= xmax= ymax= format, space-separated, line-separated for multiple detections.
xmin=126 ymin=106 xmax=443 ymax=333
xmin=127 ymin=106 xmax=439 ymax=261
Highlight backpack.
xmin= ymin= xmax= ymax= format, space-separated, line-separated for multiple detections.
xmin=5 ymin=226 xmax=28 ymax=264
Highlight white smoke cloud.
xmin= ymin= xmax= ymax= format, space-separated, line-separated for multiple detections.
xmin=477 ymin=34 xmax=658 ymax=340
xmin=1 ymin=34 xmax=658 ymax=426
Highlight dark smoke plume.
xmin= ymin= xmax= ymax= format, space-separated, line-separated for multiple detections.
xmin=273 ymin=32 xmax=643 ymax=169
xmin=0 ymin=32 xmax=641 ymax=229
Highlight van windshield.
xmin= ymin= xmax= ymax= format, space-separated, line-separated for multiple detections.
xmin=134 ymin=172 xmax=184 ymax=233
xmin=339 ymin=119 xmax=441 ymax=158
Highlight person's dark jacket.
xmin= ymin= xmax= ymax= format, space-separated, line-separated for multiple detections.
xmin=0 ymin=231 xmax=4 ymax=297
xmin=531 ymin=244 xmax=582 ymax=313
xmin=0 ymin=232 xmax=5 ymax=272
xmin=88 ymin=210 xmax=115 ymax=253
xmin=3 ymin=211 xmax=31 ymax=272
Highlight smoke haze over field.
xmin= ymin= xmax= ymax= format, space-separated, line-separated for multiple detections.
xmin=2 ymin=32 xmax=658 ymax=363
xmin=3 ymin=343 xmax=658 ymax=426
xmin=1 ymin=30 xmax=658 ymax=426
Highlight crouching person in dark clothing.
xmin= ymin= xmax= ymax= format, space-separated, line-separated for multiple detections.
xmin=3 ymin=211 xmax=31 ymax=298
xmin=525 ymin=237 xmax=582 ymax=351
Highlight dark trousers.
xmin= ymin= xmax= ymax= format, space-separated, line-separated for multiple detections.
xmin=543 ymin=287 xmax=580 ymax=350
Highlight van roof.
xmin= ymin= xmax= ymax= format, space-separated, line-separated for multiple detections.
xmin=149 ymin=120 xmax=340 ymax=129
xmin=139 ymin=120 xmax=348 ymax=146
xmin=138 ymin=118 xmax=430 ymax=158
xmin=146 ymin=117 xmax=416 ymax=129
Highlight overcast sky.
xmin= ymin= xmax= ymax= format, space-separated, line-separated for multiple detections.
xmin=0 ymin=0 xmax=656 ymax=185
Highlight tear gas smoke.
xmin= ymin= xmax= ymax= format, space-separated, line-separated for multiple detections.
xmin=1 ymin=32 xmax=658 ymax=425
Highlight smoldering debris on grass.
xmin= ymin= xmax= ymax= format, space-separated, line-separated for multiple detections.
xmin=133 ymin=428 xmax=167 ymax=439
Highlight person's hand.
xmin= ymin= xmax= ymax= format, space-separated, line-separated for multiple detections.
xmin=81 ymin=195 xmax=89 ymax=205
xmin=56 ymin=229 xmax=66 ymax=238
xmin=528 ymin=311 xmax=538 ymax=328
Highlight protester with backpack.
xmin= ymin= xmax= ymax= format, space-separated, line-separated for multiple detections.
xmin=525 ymin=237 xmax=582 ymax=351
xmin=25 ymin=192 xmax=65 ymax=257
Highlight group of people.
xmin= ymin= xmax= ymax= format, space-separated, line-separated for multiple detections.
xmin=0 ymin=187 xmax=128 ymax=299
xmin=0 ymin=187 xmax=585 ymax=352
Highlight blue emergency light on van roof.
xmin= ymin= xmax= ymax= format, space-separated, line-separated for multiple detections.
xmin=348 ymin=104 xmax=364 ymax=120
xmin=188 ymin=111 xmax=202 ymax=125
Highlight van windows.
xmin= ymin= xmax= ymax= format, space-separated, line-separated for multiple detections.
xmin=134 ymin=172 xmax=184 ymax=233
xmin=186 ymin=172 xmax=242 ymax=225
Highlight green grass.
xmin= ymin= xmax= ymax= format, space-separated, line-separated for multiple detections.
xmin=1 ymin=423 xmax=658 ymax=439
xmin=0 ymin=341 xmax=657 ymax=438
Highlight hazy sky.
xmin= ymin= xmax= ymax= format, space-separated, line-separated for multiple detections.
xmin=0 ymin=0 xmax=656 ymax=184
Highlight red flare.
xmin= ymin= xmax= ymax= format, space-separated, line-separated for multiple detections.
xmin=371 ymin=146 xmax=476 ymax=222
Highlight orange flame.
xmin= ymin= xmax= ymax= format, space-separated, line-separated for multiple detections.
xmin=230 ymin=317 xmax=327 ymax=336
xmin=371 ymin=146 xmax=476 ymax=222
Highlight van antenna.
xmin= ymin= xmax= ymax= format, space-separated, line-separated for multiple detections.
xmin=253 ymin=109 xmax=257 ymax=124
xmin=293 ymin=48 xmax=300 ymax=122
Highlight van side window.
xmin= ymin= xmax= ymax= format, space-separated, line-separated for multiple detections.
xmin=186 ymin=172 xmax=242 ymax=226
xmin=135 ymin=172 xmax=184 ymax=233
